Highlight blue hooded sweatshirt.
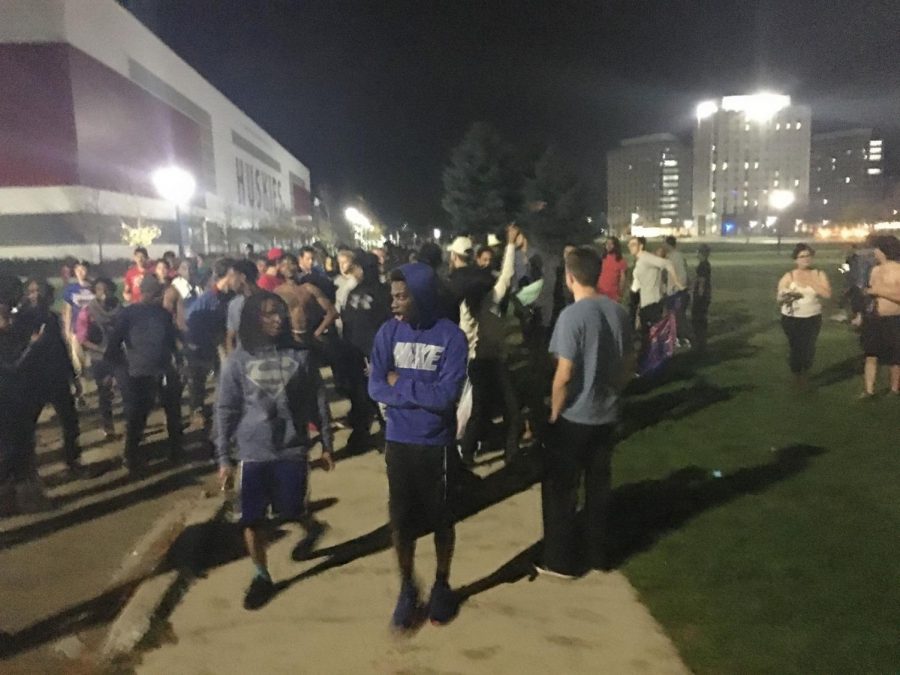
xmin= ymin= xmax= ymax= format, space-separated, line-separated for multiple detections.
xmin=368 ymin=262 xmax=468 ymax=446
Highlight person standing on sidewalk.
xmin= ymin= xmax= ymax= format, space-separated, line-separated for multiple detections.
xmin=225 ymin=259 xmax=260 ymax=353
xmin=76 ymin=277 xmax=122 ymax=439
xmin=61 ymin=260 xmax=94 ymax=406
xmin=368 ymin=262 xmax=468 ymax=632
xmin=537 ymin=247 xmax=633 ymax=578
xmin=105 ymin=276 xmax=183 ymax=473
xmin=458 ymin=223 xmax=522 ymax=466
xmin=19 ymin=279 xmax=85 ymax=479
xmin=216 ymin=292 xmax=335 ymax=610
xmin=184 ymin=258 xmax=233 ymax=429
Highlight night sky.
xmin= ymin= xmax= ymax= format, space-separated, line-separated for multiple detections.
xmin=129 ymin=0 xmax=900 ymax=229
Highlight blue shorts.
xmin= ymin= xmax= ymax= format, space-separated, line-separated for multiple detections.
xmin=240 ymin=458 xmax=308 ymax=527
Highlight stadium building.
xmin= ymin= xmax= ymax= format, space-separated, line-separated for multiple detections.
xmin=0 ymin=0 xmax=313 ymax=260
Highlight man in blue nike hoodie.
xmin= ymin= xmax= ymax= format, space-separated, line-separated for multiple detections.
xmin=368 ymin=262 xmax=468 ymax=632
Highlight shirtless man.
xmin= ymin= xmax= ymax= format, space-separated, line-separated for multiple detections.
xmin=861 ymin=235 xmax=900 ymax=396
xmin=275 ymin=253 xmax=338 ymax=341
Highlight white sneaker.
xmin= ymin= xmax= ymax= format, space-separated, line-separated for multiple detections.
xmin=534 ymin=564 xmax=578 ymax=580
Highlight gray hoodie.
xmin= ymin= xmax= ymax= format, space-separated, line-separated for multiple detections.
xmin=215 ymin=344 xmax=333 ymax=466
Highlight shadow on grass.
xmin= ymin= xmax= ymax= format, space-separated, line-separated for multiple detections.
xmin=450 ymin=445 xmax=827 ymax=601
xmin=810 ymin=355 xmax=861 ymax=387
xmin=604 ymin=444 xmax=826 ymax=568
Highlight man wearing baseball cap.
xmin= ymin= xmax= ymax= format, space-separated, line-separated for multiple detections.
xmin=258 ymin=248 xmax=284 ymax=291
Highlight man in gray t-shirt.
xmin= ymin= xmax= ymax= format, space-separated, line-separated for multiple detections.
xmin=537 ymin=247 xmax=634 ymax=579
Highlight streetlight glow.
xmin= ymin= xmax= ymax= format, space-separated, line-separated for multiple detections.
xmin=151 ymin=166 xmax=196 ymax=206
xmin=769 ymin=189 xmax=795 ymax=211
xmin=696 ymin=100 xmax=718 ymax=121
xmin=344 ymin=206 xmax=372 ymax=230
xmin=433 ymin=228 xmax=441 ymax=241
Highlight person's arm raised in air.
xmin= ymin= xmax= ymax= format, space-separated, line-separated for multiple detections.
xmin=490 ymin=224 xmax=520 ymax=304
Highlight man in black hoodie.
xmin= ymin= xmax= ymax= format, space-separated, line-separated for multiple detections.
xmin=340 ymin=250 xmax=392 ymax=451
xmin=106 ymin=275 xmax=183 ymax=473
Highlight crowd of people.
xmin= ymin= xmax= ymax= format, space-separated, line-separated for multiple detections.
xmin=0 ymin=227 xmax=897 ymax=627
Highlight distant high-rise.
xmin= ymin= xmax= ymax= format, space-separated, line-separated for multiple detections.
xmin=692 ymin=94 xmax=811 ymax=236
xmin=606 ymin=134 xmax=691 ymax=234
xmin=810 ymin=129 xmax=885 ymax=222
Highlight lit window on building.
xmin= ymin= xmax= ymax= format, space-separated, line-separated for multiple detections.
xmin=754 ymin=161 xmax=759 ymax=169
xmin=796 ymin=122 xmax=802 ymax=129
xmin=744 ymin=161 xmax=749 ymax=169
xmin=823 ymin=199 xmax=828 ymax=205
xmin=868 ymin=167 xmax=882 ymax=175
xmin=845 ymin=176 xmax=851 ymax=183
xmin=816 ymin=186 xmax=821 ymax=192
xmin=722 ymin=161 xmax=728 ymax=170
xmin=794 ymin=179 xmax=799 ymax=187
xmin=774 ymin=180 xmax=779 ymax=187
xmin=775 ymin=123 xmax=781 ymax=130
xmin=711 ymin=163 xmax=716 ymax=171
xmin=744 ymin=123 xmax=750 ymax=131
xmin=785 ymin=122 xmax=792 ymax=130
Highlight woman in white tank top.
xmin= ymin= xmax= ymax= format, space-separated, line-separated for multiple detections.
xmin=777 ymin=244 xmax=832 ymax=387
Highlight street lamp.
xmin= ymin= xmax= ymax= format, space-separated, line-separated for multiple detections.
xmin=769 ymin=189 xmax=795 ymax=212
xmin=769 ymin=189 xmax=795 ymax=251
xmin=432 ymin=228 xmax=441 ymax=241
xmin=152 ymin=166 xmax=196 ymax=258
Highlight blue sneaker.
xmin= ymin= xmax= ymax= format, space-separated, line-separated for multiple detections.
xmin=427 ymin=580 xmax=459 ymax=625
xmin=391 ymin=581 xmax=424 ymax=633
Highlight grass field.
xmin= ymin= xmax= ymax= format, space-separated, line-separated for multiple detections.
xmin=609 ymin=244 xmax=898 ymax=673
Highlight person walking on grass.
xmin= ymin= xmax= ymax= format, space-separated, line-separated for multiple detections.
xmin=777 ymin=243 xmax=831 ymax=389
xmin=368 ymin=262 xmax=468 ymax=632
xmin=860 ymin=235 xmax=900 ymax=397
xmin=215 ymin=292 xmax=335 ymax=610
xmin=537 ymin=247 xmax=633 ymax=578
xmin=692 ymin=244 xmax=712 ymax=352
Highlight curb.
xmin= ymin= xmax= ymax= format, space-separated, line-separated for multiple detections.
xmin=99 ymin=486 xmax=226 ymax=660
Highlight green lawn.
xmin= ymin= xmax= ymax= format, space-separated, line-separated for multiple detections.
xmin=611 ymin=245 xmax=899 ymax=673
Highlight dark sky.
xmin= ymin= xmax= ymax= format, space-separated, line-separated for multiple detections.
xmin=130 ymin=0 xmax=900 ymax=228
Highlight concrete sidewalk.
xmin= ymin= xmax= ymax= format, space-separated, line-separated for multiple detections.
xmin=137 ymin=447 xmax=689 ymax=674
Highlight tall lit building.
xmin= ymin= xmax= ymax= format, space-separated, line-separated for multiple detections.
xmin=606 ymin=133 xmax=692 ymax=234
xmin=692 ymin=94 xmax=811 ymax=236
xmin=810 ymin=129 xmax=885 ymax=222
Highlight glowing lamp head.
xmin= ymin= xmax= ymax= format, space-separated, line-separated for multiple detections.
xmin=769 ymin=189 xmax=796 ymax=211
xmin=696 ymin=100 xmax=718 ymax=121
xmin=151 ymin=166 xmax=196 ymax=206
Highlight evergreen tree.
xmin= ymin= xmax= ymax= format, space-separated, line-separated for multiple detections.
xmin=441 ymin=122 xmax=522 ymax=235
xmin=520 ymin=145 xmax=590 ymax=245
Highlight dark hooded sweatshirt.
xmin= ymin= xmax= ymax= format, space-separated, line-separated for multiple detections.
xmin=368 ymin=262 xmax=468 ymax=446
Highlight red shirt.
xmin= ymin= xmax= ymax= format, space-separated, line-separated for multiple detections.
xmin=597 ymin=255 xmax=628 ymax=302
xmin=124 ymin=263 xmax=153 ymax=303
xmin=258 ymin=273 xmax=284 ymax=291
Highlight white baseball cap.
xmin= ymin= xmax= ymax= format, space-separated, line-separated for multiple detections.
xmin=447 ymin=236 xmax=474 ymax=256
xmin=486 ymin=233 xmax=502 ymax=247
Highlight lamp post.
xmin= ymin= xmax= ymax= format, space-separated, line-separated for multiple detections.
xmin=769 ymin=189 xmax=795 ymax=253
xmin=152 ymin=166 xmax=196 ymax=258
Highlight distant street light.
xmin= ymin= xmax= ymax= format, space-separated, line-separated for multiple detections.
xmin=769 ymin=189 xmax=795 ymax=252
xmin=433 ymin=228 xmax=441 ymax=241
xmin=152 ymin=166 xmax=196 ymax=257
xmin=769 ymin=189 xmax=795 ymax=212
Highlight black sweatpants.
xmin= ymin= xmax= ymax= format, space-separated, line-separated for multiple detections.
xmin=120 ymin=369 xmax=183 ymax=463
xmin=28 ymin=388 xmax=80 ymax=467
xmin=781 ymin=314 xmax=822 ymax=374
xmin=460 ymin=357 xmax=521 ymax=460
xmin=541 ymin=419 xmax=615 ymax=574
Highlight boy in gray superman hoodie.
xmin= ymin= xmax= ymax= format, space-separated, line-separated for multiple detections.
xmin=216 ymin=291 xmax=335 ymax=610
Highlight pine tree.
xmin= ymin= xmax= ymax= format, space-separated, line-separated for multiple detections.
xmin=441 ymin=122 xmax=522 ymax=235
xmin=520 ymin=145 xmax=590 ymax=245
